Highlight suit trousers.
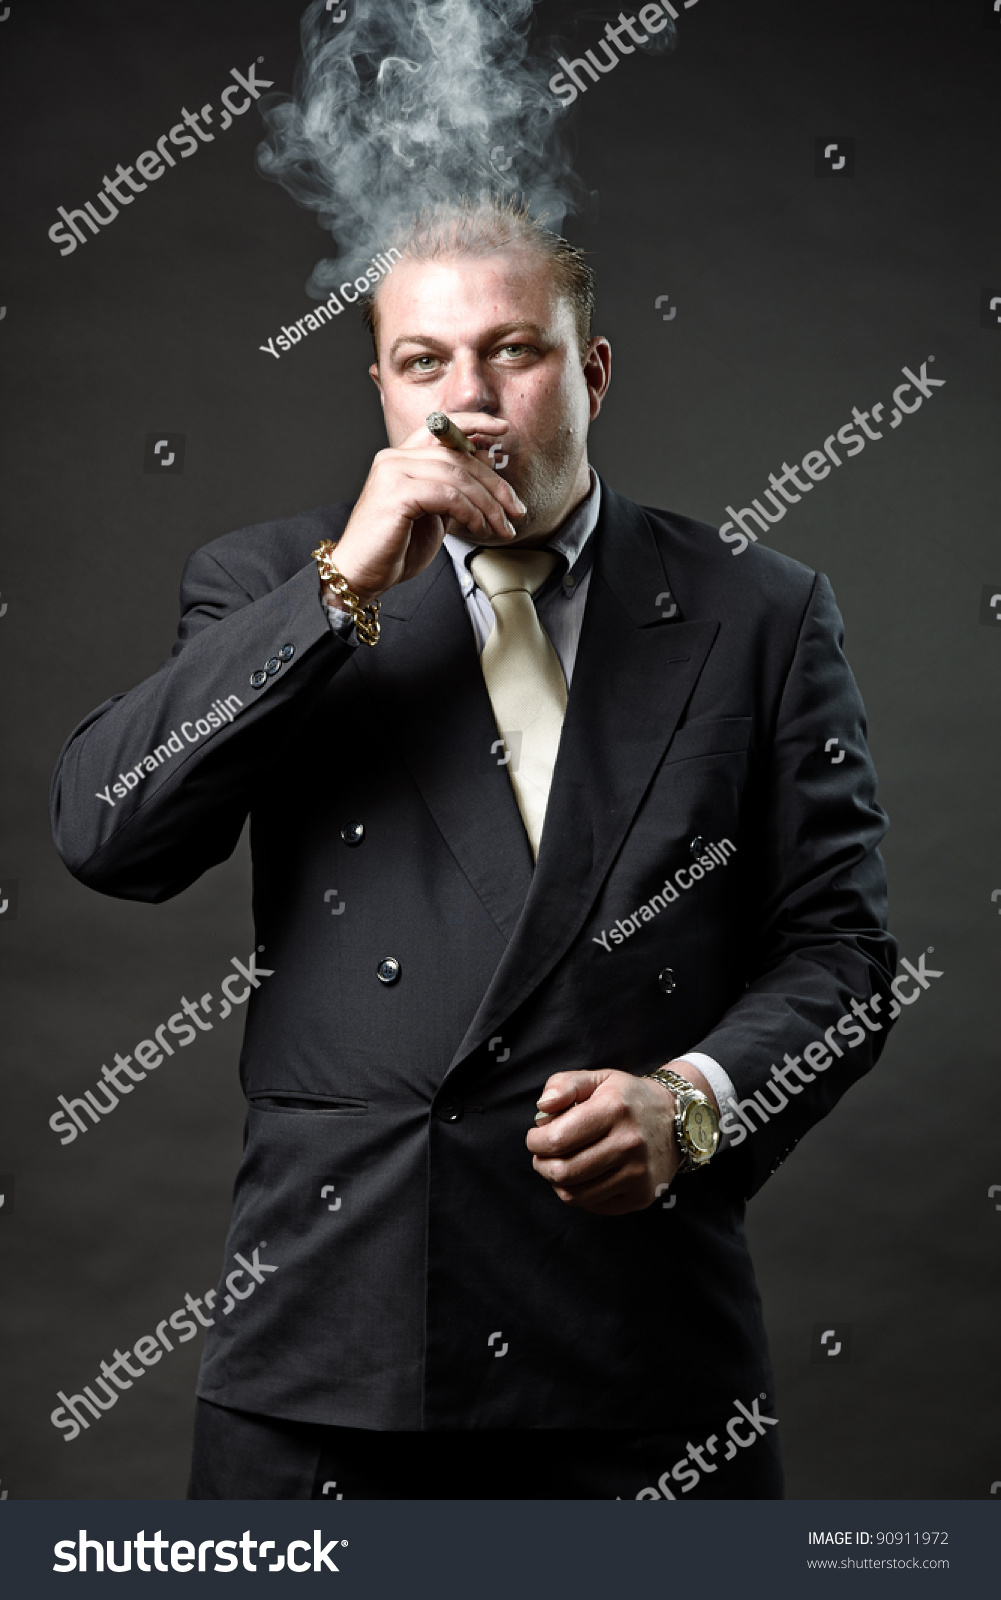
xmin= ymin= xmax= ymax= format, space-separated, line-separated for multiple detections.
xmin=187 ymin=1398 xmax=784 ymax=1500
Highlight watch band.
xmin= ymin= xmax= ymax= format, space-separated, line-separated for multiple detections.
xmin=645 ymin=1067 xmax=720 ymax=1174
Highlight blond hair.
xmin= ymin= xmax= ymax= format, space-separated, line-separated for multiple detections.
xmin=362 ymin=196 xmax=595 ymax=361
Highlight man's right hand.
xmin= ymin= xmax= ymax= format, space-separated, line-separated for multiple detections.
xmin=327 ymin=413 xmax=527 ymax=604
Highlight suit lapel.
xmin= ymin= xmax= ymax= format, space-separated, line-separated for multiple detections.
xmin=353 ymin=549 xmax=534 ymax=942
xmin=447 ymin=482 xmax=720 ymax=1070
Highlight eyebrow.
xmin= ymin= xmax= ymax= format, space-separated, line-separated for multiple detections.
xmin=387 ymin=322 xmax=548 ymax=362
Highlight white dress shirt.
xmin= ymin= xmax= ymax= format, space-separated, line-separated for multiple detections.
xmin=324 ymin=470 xmax=736 ymax=1124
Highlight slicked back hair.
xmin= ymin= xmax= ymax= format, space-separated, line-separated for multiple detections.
xmin=361 ymin=196 xmax=595 ymax=363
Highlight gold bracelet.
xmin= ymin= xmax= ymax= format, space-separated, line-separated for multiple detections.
xmin=312 ymin=540 xmax=381 ymax=647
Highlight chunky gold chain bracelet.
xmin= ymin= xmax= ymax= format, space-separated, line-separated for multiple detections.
xmin=312 ymin=540 xmax=381 ymax=647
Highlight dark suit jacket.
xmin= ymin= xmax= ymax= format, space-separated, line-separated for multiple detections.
xmin=51 ymin=480 xmax=896 ymax=1431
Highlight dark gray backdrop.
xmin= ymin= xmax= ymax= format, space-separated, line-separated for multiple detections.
xmin=1 ymin=0 xmax=998 ymax=1499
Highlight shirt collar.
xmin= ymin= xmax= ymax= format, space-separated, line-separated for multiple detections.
xmin=444 ymin=468 xmax=602 ymax=599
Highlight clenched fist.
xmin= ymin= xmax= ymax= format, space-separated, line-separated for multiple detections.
xmin=526 ymin=1063 xmax=717 ymax=1217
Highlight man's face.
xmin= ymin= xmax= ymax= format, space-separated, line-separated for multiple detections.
xmin=369 ymin=246 xmax=611 ymax=543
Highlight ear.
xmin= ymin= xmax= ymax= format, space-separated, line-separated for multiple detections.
xmin=583 ymin=336 xmax=612 ymax=422
xmin=369 ymin=361 xmax=385 ymax=404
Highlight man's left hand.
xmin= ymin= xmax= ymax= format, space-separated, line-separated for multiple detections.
xmin=525 ymin=1064 xmax=714 ymax=1216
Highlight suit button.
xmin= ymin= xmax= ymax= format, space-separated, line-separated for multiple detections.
xmin=266 ymin=656 xmax=282 ymax=676
xmin=341 ymin=822 xmax=365 ymax=846
xmin=279 ymin=643 xmax=295 ymax=662
xmin=658 ymin=967 xmax=677 ymax=995
xmin=250 ymin=669 xmax=268 ymax=689
xmin=376 ymin=957 xmax=400 ymax=985
xmin=689 ymin=835 xmax=705 ymax=859
xmin=437 ymin=1102 xmax=463 ymax=1122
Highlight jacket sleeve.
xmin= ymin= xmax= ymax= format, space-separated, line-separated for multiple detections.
xmin=692 ymin=572 xmax=897 ymax=1198
xmin=50 ymin=545 xmax=354 ymax=902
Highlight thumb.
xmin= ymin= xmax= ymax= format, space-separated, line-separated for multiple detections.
xmin=535 ymin=1070 xmax=607 ymax=1117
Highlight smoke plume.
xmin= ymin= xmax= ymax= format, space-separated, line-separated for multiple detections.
xmin=257 ymin=0 xmax=594 ymax=292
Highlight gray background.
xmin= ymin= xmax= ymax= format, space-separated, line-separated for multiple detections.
xmin=1 ymin=0 xmax=998 ymax=1499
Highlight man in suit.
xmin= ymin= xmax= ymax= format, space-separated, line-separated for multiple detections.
xmin=51 ymin=199 xmax=896 ymax=1500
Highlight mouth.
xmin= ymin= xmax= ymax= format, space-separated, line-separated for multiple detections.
xmin=477 ymin=436 xmax=518 ymax=473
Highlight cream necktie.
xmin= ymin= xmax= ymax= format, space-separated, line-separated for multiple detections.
xmin=469 ymin=547 xmax=568 ymax=858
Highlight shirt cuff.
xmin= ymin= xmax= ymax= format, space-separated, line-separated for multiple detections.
xmin=675 ymin=1052 xmax=736 ymax=1150
xmin=324 ymin=600 xmax=359 ymax=646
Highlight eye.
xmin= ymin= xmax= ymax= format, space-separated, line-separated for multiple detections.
xmin=408 ymin=354 xmax=439 ymax=372
xmin=496 ymin=343 xmax=531 ymax=359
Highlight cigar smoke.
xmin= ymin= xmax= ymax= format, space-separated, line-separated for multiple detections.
xmin=257 ymin=0 xmax=591 ymax=293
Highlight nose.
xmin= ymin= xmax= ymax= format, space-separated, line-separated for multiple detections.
xmin=440 ymin=351 xmax=498 ymax=416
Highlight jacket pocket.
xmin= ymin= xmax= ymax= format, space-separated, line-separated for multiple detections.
xmin=247 ymin=1092 xmax=368 ymax=1115
xmin=662 ymin=716 xmax=753 ymax=764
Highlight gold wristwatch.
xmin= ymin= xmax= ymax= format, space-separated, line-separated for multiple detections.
xmin=645 ymin=1067 xmax=720 ymax=1174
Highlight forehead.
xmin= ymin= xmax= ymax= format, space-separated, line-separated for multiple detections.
xmin=375 ymin=246 xmax=571 ymax=348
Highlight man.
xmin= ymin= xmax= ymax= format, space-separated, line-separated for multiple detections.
xmin=51 ymin=199 xmax=895 ymax=1500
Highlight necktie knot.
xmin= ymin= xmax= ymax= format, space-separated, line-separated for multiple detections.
xmin=469 ymin=547 xmax=559 ymax=602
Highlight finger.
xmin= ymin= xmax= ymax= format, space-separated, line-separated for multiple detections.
xmin=432 ymin=412 xmax=511 ymax=445
xmin=546 ymin=1152 xmax=647 ymax=1206
xmin=451 ymin=417 xmax=514 ymax=458
xmin=396 ymin=447 xmax=526 ymax=518
xmin=399 ymin=467 xmax=521 ymax=542
xmin=532 ymin=1132 xmax=629 ymax=1188
xmin=381 ymin=451 xmax=525 ymax=535
xmin=535 ymin=1070 xmax=606 ymax=1115
xmin=550 ymin=1166 xmax=634 ymax=1208
xmin=526 ymin=1096 xmax=617 ymax=1156
xmin=553 ymin=1179 xmax=626 ymax=1208
xmin=401 ymin=479 xmax=519 ymax=544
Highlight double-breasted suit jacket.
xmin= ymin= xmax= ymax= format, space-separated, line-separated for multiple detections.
xmin=51 ymin=479 xmax=896 ymax=1432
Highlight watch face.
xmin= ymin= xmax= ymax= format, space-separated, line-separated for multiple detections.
xmin=683 ymin=1101 xmax=719 ymax=1156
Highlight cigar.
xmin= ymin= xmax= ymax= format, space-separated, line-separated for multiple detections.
xmin=426 ymin=411 xmax=477 ymax=456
